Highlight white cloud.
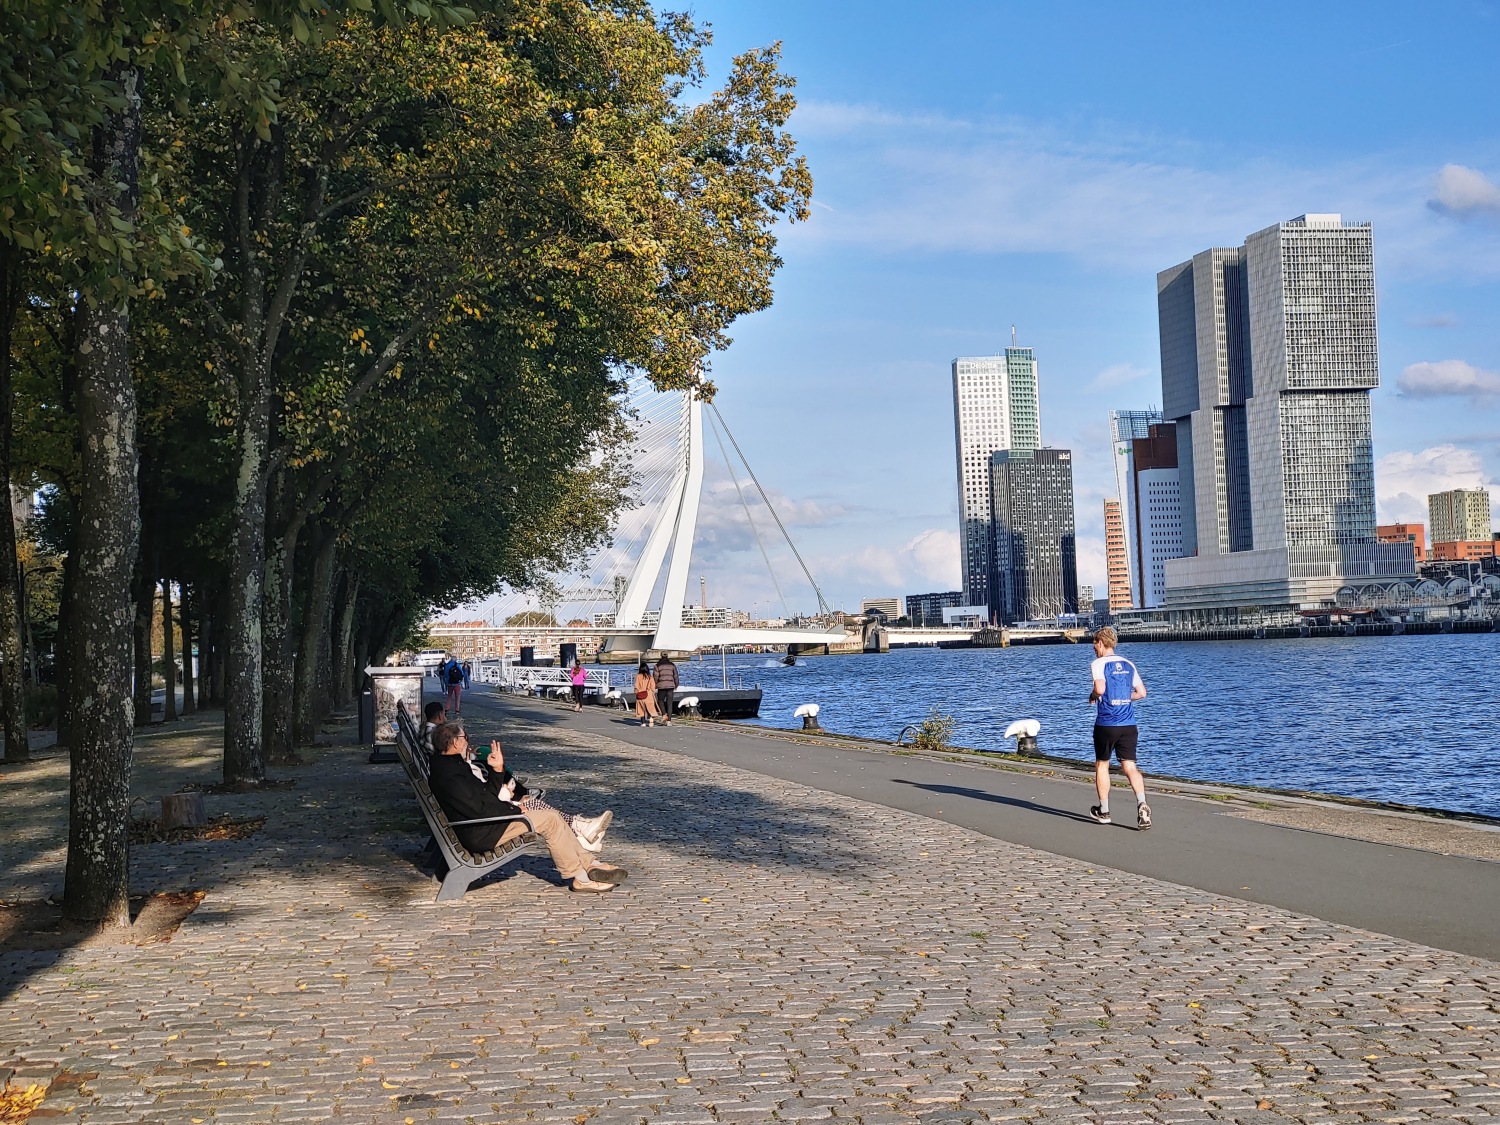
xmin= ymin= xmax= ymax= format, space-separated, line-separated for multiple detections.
xmin=1429 ymin=164 xmax=1500 ymax=219
xmin=810 ymin=527 xmax=960 ymax=606
xmin=1088 ymin=363 xmax=1150 ymax=391
xmin=1375 ymin=444 xmax=1497 ymax=524
xmin=782 ymin=101 xmax=1500 ymax=284
xmin=1396 ymin=359 xmax=1500 ymax=399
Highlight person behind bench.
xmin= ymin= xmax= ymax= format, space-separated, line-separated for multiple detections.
xmin=426 ymin=722 xmax=626 ymax=893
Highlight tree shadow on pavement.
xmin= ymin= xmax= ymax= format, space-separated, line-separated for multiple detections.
xmin=0 ymin=687 xmax=877 ymax=1002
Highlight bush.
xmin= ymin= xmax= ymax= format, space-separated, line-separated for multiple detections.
xmin=912 ymin=707 xmax=956 ymax=752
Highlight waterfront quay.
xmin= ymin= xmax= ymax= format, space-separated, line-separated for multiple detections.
xmin=5 ymin=688 xmax=1500 ymax=1123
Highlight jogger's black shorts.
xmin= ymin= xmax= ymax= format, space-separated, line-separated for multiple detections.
xmin=1093 ymin=724 xmax=1139 ymax=763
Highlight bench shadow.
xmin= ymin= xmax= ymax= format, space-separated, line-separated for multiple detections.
xmin=891 ymin=779 xmax=1100 ymax=825
xmin=0 ymin=686 xmax=878 ymax=1002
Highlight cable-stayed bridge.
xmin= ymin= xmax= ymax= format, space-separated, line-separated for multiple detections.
xmin=464 ymin=377 xmax=845 ymax=658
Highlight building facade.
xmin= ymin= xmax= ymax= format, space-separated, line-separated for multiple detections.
xmin=952 ymin=347 xmax=1041 ymax=617
xmin=905 ymin=590 xmax=963 ymax=626
xmin=1104 ymin=499 xmax=1131 ymax=611
xmin=1376 ymin=522 xmax=1426 ymax=566
xmin=1156 ymin=214 xmax=1412 ymax=616
xmin=860 ymin=597 xmax=901 ymax=621
xmin=1429 ymin=488 xmax=1492 ymax=546
xmin=1110 ymin=410 xmax=1183 ymax=609
xmin=989 ymin=448 xmax=1078 ymax=623
xmin=1108 ymin=409 xmax=1160 ymax=606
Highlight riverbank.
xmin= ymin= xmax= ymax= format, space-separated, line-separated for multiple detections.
xmin=713 ymin=717 xmax=1500 ymax=864
xmin=714 ymin=636 xmax=1500 ymax=817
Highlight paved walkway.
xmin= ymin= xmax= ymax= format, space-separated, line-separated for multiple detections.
xmin=2 ymin=687 xmax=1499 ymax=1123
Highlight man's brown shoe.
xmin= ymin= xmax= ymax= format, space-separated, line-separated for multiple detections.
xmin=571 ymin=876 xmax=616 ymax=892
xmin=588 ymin=865 xmax=628 ymax=884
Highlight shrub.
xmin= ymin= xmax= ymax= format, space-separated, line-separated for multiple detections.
xmin=912 ymin=707 xmax=956 ymax=752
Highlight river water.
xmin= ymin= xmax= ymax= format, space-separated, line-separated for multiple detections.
xmin=668 ymin=634 xmax=1499 ymax=817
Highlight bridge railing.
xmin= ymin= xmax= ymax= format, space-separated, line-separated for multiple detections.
xmin=470 ymin=659 xmax=614 ymax=697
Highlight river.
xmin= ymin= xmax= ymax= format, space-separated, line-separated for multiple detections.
xmin=668 ymin=634 xmax=1499 ymax=818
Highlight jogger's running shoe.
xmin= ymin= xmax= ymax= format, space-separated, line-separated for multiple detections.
xmin=1137 ymin=803 xmax=1152 ymax=830
xmin=1088 ymin=805 xmax=1112 ymax=825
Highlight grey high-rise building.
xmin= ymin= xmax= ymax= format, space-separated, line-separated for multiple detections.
xmin=1157 ymin=214 xmax=1413 ymax=615
xmin=953 ymin=345 xmax=1041 ymax=618
xmin=989 ymin=448 xmax=1078 ymax=623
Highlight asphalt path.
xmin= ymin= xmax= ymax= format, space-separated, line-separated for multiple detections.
xmin=471 ymin=687 xmax=1500 ymax=963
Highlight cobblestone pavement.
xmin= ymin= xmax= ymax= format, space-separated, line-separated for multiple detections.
xmin=3 ymin=692 xmax=1500 ymax=1124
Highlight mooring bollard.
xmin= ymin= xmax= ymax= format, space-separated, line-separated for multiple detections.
xmin=794 ymin=703 xmax=821 ymax=731
xmin=1003 ymin=718 xmax=1042 ymax=757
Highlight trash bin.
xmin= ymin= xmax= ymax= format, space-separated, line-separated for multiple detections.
xmin=358 ymin=688 xmax=374 ymax=745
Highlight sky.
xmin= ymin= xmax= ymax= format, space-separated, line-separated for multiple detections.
xmin=469 ymin=1 xmax=1500 ymax=622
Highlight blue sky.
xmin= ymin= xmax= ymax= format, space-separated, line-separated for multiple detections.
xmin=470 ymin=2 xmax=1500 ymax=623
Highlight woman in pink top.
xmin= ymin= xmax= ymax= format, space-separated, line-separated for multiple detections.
xmin=569 ymin=661 xmax=587 ymax=712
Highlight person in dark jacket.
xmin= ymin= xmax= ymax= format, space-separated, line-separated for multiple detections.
xmin=653 ymin=655 xmax=679 ymax=725
xmin=426 ymin=722 xmax=624 ymax=892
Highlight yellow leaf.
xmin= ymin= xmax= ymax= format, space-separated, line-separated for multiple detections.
xmin=382 ymin=1080 xmax=400 ymax=1089
xmin=640 ymin=1037 xmax=659 ymax=1046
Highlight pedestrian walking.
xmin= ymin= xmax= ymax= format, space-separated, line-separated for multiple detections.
xmin=442 ymin=654 xmax=468 ymax=715
xmin=1086 ymin=626 xmax=1151 ymax=829
xmin=653 ymin=654 xmax=679 ymax=725
xmin=633 ymin=661 xmax=660 ymax=726
xmin=569 ymin=660 xmax=587 ymax=712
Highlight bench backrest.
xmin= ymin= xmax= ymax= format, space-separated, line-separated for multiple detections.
xmin=393 ymin=702 xmax=475 ymax=862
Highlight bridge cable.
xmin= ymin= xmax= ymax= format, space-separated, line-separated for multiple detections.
xmin=707 ymin=402 xmax=832 ymax=619
xmin=705 ymin=408 xmax=793 ymax=620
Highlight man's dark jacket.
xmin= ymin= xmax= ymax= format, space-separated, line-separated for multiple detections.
xmin=427 ymin=752 xmax=525 ymax=853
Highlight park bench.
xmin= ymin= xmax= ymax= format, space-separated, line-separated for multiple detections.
xmin=393 ymin=701 xmax=541 ymax=902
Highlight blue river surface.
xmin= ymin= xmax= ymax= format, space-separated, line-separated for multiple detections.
xmin=661 ymin=633 xmax=1500 ymax=818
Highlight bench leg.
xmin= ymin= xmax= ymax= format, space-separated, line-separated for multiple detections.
xmin=436 ymin=867 xmax=475 ymax=902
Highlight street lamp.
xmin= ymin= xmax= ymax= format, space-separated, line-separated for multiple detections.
xmin=19 ymin=563 xmax=58 ymax=685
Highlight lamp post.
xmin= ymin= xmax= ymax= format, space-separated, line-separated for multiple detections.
xmin=18 ymin=563 xmax=58 ymax=685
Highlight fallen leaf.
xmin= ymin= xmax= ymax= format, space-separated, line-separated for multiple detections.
xmin=165 ymin=1034 xmax=179 ymax=1042
xmin=676 ymin=1077 xmax=690 ymax=1084
xmin=360 ymin=1057 xmax=374 ymax=1066
xmin=382 ymin=1080 xmax=400 ymax=1089
xmin=1257 ymin=1100 xmax=1272 ymax=1110
xmin=1188 ymin=1002 xmax=1200 ymax=1008
xmin=449 ymin=1062 xmax=460 ymax=1069
xmin=640 ymin=1038 xmax=659 ymax=1047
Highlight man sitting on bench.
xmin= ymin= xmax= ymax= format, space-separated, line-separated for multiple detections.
xmin=427 ymin=722 xmax=626 ymax=893
xmin=418 ymin=701 xmax=447 ymax=754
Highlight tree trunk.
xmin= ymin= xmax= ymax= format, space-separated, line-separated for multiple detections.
xmin=210 ymin=597 xmax=227 ymax=706
xmin=54 ymin=525 xmax=79 ymax=751
xmin=292 ymin=526 xmax=337 ymax=744
xmin=132 ymin=547 xmax=154 ymax=727
xmin=179 ymin=583 xmax=196 ymax=716
xmin=262 ymin=509 xmax=303 ymax=763
xmin=333 ymin=571 xmax=359 ymax=708
xmin=160 ymin=577 xmax=176 ymax=722
xmin=0 ymin=243 xmax=29 ymax=762
xmin=63 ymin=63 xmax=142 ymax=928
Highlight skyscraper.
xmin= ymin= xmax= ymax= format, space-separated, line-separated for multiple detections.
xmin=989 ymin=448 xmax=1077 ymax=623
xmin=952 ymin=344 xmax=1041 ymax=616
xmin=1156 ymin=214 xmax=1412 ymax=614
xmin=1109 ymin=409 xmax=1182 ymax=608
xmin=1429 ymin=488 xmax=1491 ymax=545
xmin=1103 ymin=499 xmax=1131 ymax=612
